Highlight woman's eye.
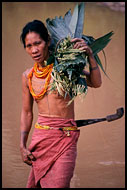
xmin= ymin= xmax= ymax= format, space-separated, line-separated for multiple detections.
xmin=26 ymin=44 xmax=32 ymax=48
xmin=35 ymin=41 xmax=41 ymax=46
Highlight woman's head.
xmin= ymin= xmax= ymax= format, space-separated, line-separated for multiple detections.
xmin=20 ymin=20 xmax=50 ymax=48
xmin=20 ymin=20 xmax=50 ymax=64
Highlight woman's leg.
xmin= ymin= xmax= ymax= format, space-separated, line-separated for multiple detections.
xmin=26 ymin=167 xmax=41 ymax=188
xmin=40 ymin=144 xmax=77 ymax=188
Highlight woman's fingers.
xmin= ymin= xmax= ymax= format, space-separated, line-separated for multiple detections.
xmin=21 ymin=148 xmax=36 ymax=166
xmin=71 ymin=38 xmax=93 ymax=55
xmin=27 ymin=153 xmax=36 ymax=161
xmin=71 ymin=38 xmax=87 ymax=49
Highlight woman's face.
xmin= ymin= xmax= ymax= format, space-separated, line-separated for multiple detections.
xmin=25 ymin=32 xmax=50 ymax=65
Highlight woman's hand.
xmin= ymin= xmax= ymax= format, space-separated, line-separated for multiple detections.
xmin=20 ymin=147 xmax=36 ymax=166
xmin=71 ymin=38 xmax=93 ymax=57
xmin=71 ymin=38 xmax=102 ymax=88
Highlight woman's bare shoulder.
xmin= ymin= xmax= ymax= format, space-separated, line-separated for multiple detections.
xmin=22 ymin=67 xmax=33 ymax=79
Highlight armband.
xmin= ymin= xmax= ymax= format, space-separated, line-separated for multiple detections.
xmin=90 ymin=65 xmax=98 ymax=71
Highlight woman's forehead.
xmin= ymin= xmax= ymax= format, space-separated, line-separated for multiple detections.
xmin=25 ymin=32 xmax=42 ymax=43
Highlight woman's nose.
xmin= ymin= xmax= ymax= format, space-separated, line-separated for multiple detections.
xmin=31 ymin=46 xmax=38 ymax=54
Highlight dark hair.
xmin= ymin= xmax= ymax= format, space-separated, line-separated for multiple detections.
xmin=20 ymin=20 xmax=49 ymax=48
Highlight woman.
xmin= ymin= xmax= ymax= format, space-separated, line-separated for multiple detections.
xmin=20 ymin=20 xmax=101 ymax=188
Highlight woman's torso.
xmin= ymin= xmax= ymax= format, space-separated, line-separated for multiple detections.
xmin=24 ymin=68 xmax=75 ymax=119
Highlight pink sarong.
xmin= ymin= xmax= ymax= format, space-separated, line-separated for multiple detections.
xmin=26 ymin=116 xmax=80 ymax=188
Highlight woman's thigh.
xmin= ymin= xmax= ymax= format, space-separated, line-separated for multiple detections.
xmin=40 ymin=144 xmax=77 ymax=188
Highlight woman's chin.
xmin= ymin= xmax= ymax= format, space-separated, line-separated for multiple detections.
xmin=33 ymin=57 xmax=44 ymax=64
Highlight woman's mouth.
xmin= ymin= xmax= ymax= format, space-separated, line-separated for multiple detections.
xmin=33 ymin=55 xmax=41 ymax=60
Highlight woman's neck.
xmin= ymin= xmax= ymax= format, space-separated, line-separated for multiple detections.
xmin=37 ymin=52 xmax=50 ymax=67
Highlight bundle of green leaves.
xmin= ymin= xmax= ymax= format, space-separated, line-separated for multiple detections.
xmin=46 ymin=2 xmax=114 ymax=103
xmin=50 ymin=36 xmax=88 ymax=104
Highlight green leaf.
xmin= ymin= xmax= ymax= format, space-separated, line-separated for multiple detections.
xmin=90 ymin=31 xmax=114 ymax=55
xmin=67 ymin=70 xmax=72 ymax=80
xmin=64 ymin=9 xmax=72 ymax=26
xmin=46 ymin=17 xmax=72 ymax=44
xmin=75 ymin=2 xmax=85 ymax=38
xmin=82 ymin=34 xmax=95 ymax=45
xmin=69 ymin=4 xmax=79 ymax=37
xmin=46 ymin=54 xmax=55 ymax=65
xmin=94 ymin=54 xmax=106 ymax=75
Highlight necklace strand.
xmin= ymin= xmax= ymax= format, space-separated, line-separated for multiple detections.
xmin=27 ymin=63 xmax=53 ymax=99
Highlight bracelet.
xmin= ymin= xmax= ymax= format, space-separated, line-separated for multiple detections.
xmin=90 ymin=65 xmax=98 ymax=71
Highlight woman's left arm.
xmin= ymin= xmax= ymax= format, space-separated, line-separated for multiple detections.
xmin=84 ymin=54 xmax=102 ymax=88
xmin=71 ymin=38 xmax=102 ymax=88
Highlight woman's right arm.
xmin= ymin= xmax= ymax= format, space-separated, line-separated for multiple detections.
xmin=20 ymin=73 xmax=35 ymax=165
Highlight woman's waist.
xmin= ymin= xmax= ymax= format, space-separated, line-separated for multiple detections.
xmin=37 ymin=114 xmax=77 ymax=128
xmin=38 ymin=112 xmax=74 ymax=119
xmin=37 ymin=105 xmax=74 ymax=119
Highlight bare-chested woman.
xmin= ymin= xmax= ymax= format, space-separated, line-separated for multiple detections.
xmin=20 ymin=20 xmax=102 ymax=188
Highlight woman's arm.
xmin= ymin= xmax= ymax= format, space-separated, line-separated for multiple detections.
xmin=20 ymin=73 xmax=36 ymax=165
xmin=71 ymin=38 xmax=102 ymax=88
xmin=84 ymin=54 xmax=102 ymax=88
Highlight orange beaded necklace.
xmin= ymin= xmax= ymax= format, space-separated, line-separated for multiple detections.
xmin=27 ymin=62 xmax=53 ymax=100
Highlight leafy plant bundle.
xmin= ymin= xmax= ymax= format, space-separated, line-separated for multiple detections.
xmin=45 ymin=3 xmax=114 ymax=103
xmin=50 ymin=36 xmax=88 ymax=104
